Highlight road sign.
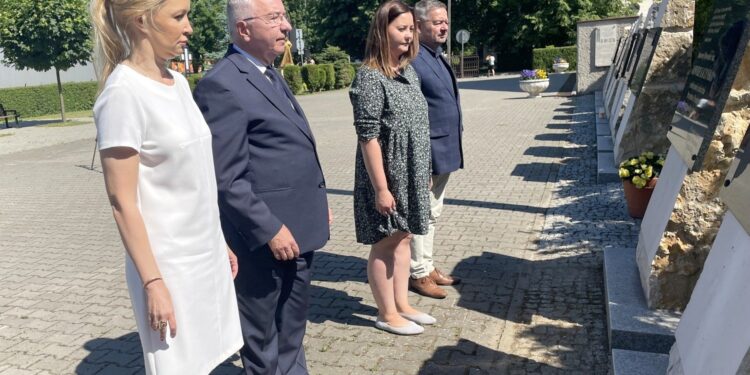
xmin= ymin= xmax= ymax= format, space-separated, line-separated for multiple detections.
xmin=293 ymin=29 xmax=304 ymax=53
xmin=456 ymin=29 xmax=470 ymax=44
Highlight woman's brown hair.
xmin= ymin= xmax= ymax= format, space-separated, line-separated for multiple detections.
xmin=362 ymin=0 xmax=419 ymax=79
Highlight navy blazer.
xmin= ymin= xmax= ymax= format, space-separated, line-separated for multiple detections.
xmin=411 ymin=44 xmax=464 ymax=175
xmin=194 ymin=46 xmax=329 ymax=255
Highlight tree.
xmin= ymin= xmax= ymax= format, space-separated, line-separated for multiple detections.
xmin=452 ymin=0 xmax=638 ymax=70
xmin=187 ymin=0 xmax=227 ymax=72
xmin=310 ymin=0 xmax=380 ymax=60
xmin=0 ymin=0 xmax=91 ymax=121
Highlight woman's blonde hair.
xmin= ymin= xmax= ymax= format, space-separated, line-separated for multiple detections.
xmin=89 ymin=0 xmax=167 ymax=90
xmin=362 ymin=0 xmax=419 ymax=79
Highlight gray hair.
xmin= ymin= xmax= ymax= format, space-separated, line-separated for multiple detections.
xmin=227 ymin=0 xmax=254 ymax=41
xmin=414 ymin=0 xmax=447 ymax=21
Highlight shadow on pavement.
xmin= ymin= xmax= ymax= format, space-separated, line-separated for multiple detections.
xmin=77 ymin=333 xmax=244 ymax=374
xmin=438 ymin=95 xmax=628 ymax=373
xmin=417 ymin=338 xmax=553 ymax=374
xmin=308 ymin=251 xmax=374 ymax=327
xmin=326 ymin=188 xmax=546 ymax=215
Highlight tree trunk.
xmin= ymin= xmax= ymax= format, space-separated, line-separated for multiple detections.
xmin=56 ymin=68 xmax=66 ymax=122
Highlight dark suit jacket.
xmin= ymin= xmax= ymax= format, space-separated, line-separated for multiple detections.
xmin=194 ymin=46 xmax=329 ymax=255
xmin=411 ymin=44 xmax=464 ymax=175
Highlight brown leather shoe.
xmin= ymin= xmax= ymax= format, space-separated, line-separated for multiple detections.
xmin=409 ymin=276 xmax=447 ymax=299
xmin=430 ymin=268 xmax=461 ymax=286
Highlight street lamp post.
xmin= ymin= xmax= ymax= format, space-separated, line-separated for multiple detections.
xmin=447 ymin=0 xmax=451 ymax=58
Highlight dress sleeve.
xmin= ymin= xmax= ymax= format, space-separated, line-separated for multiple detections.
xmin=94 ymin=84 xmax=146 ymax=152
xmin=349 ymin=68 xmax=385 ymax=141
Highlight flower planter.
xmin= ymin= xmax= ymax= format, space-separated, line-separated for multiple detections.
xmin=519 ymin=79 xmax=549 ymax=98
xmin=552 ymin=62 xmax=569 ymax=73
xmin=622 ymin=177 xmax=658 ymax=219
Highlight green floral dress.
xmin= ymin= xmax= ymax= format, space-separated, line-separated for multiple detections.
xmin=349 ymin=65 xmax=431 ymax=245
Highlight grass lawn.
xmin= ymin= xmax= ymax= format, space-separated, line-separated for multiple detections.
xmin=28 ymin=110 xmax=93 ymax=121
xmin=40 ymin=120 xmax=90 ymax=128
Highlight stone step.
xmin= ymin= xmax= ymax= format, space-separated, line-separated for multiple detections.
xmin=595 ymin=90 xmax=619 ymax=184
xmin=603 ymin=247 xmax=681 ymax=354
xmin=597 ymin=135 xmax=614 ymax=152
xmin=612 ymin=349 xmax=670 ymax=375
xmin=596 ymin=118 xmax=610 ymax=136
xmin=597 ymin=151 xmax=620 ymax=184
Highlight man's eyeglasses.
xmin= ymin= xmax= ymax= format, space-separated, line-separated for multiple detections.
xmin=427 ymin=20 xmax=450 ymax=26
xmin=243 ymin=12 xmax=289 ymax=26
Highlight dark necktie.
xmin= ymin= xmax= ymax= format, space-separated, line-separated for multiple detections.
xmin=265 ymin=66 xmax=291 ymax=101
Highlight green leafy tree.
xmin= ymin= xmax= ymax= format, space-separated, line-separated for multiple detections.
xmin=286 ymin=0 xmax=320 ymax=58
xmin=452 ymin=0 xmax=638 ymax=70
xmin=188 ymin=0 xmax=227 ymax=72
xmin=313 ymin=45 xmax=350 ymax=64
xmin=0 ymin=0 xmax=92 ymax=121
xmin=310 ymin=0 xmax=379 ymax=59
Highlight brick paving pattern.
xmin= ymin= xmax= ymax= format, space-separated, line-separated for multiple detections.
xmin=0 ymin=75 xmax=636 ymax=374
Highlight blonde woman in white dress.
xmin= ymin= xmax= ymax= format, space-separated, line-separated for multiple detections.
xmin=90 ymin=0 xmax=243 ymax=373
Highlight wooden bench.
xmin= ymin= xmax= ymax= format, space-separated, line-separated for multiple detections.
xmin=0 ymin=103 xmax=20 ymax=128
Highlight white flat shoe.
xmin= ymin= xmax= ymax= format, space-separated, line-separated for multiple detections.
xmin=399 ymin=312 xmax=437 ymax=325
xmin=375 ymin=319 xmax=424 ymax=335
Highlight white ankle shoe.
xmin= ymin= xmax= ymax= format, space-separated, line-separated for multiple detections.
xmin=375 ymin=319 xmax=424 ymax=335
xmin=399 ymin=312 xmax=437 ymax=325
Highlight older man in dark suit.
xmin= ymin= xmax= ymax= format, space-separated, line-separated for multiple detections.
xmin=193 ymin=0 xmax=329 ymax=373
xmin=409 ymin=0 xmax=464 ymax=299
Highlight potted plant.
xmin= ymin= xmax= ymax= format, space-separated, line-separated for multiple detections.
xmin=552 ymin=57 xmax=569 ymax=73
xmin=519 ymin=69 xmax=549 ymax=98
xmin=619 ymin=152 xmax=665 ymax=218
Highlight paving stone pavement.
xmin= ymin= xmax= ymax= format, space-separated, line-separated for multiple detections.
xmin=0 ymin=75 xmax=638 ymax=374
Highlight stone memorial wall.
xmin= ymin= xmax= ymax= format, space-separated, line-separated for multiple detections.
xmin=613 ymin=0 xmax=695 ymax=163
xmin=595 ymin=25 xmax=619 ymax=67
xmin=637 ymin=0 xmax=750 ymax=310
xmin=577 ymin=16 xmax=640 ymax=94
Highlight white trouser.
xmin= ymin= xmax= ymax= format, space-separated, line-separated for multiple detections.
xmin=410 ymin=173 xmax=450 ymax=279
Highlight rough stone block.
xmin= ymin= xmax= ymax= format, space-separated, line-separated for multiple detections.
xmin=657 ymin=0 xmax=695 ymax=29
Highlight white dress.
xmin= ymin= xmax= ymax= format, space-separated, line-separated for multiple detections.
xmin=94 ymin=65 xmax=243 ymax=375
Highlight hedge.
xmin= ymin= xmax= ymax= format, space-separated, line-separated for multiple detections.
xmin=302 ymin=65 xmax=328 ymax=92
xmin=282 ymin=65 xmax=306 ymax=95
xmin=532 ymin=45 xmax=577 ymax=72
xmin=187 ymin=73 xmax=203 ymax=91
xmin=0 ymin=81 xmax=98 ymax=118
xmin=333 ymin=61 xmax=355 ymax=89
xmin=321 ymin=64 xmax=336 ymax=91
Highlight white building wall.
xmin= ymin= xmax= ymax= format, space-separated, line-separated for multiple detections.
xmin=0 ymin=50 xmax=96 ymax=89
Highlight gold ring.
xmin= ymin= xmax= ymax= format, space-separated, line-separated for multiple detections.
xmin=158 ymin=321 xmax=167 ymax=330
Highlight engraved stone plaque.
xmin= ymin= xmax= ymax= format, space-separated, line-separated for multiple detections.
xmin=720 ymin=131 xmax=750 ymax=234
xmin=629 ymin=28 xmax=663 ymax=95
xmin=667 ymin=3 xmax=750 ymax=170
xmin=623 ymin=30 xmax=648 ymax=83
xmin=595 ymin=25 xmax=619 ymax=67
xmin=618 ymin=32 xmax=643 ymax=79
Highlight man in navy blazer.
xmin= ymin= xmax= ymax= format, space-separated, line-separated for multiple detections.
xmin=409 ymin=0 xmax=464 ymax=299
xmin=193 ymin=0 xmax=329 ymax=373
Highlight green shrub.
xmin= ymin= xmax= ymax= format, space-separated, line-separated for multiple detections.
xmin=282 ymin=65 xmax=305 ymax=95
xmin=314 ymin=46 xmax=350 ymax=64
xmin=302 ymin=65 xmax=327 ymax=92
xmin=0 ymin=81 xmax=98 ymax=118
xmin=333 ymin=60 xmax=356 ymax=89
xmin=532 ymin=45 xmax=577 ymax=72
xmin=187 ymin=73 xmax=204 ymax=91
xmin=320 ymin=64 xmax=336 ymax=90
